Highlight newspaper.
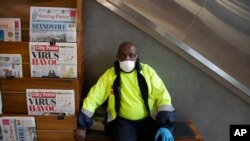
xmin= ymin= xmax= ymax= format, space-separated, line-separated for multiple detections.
xmin=0 ymin=18 xmax=21 ymax=41
xmin=29 ymin=42 xmax=77 ymax=78
xmin=26 ymin=89 xmax=75 ymax=116
xmin=0 ymin=119 xmax=3 ymax=141
xmin=0 ymin=116 xmax=37 ymax=141
xmin=0 ymin=91 xmax=2 ymax=114
xmin=30 ymin=6 xmax=77 ymax=42
xmin=0 ymin=54 xmax=23 ymax=78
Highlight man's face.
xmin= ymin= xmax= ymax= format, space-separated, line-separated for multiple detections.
xmin=117 ymin=44 xmax=137 ymax=61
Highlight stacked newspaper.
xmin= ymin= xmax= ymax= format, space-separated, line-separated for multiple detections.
xmin=26 ymin=89 xmax=75 ymax=116
xmin=0 ymin=18 xmax=21 ymax=41
xmin=29 ymin=42 xmax=77 ymax=78
xmin=0 ymin=54 xmax=23 ymax=78
xmin=30 ymin=6 xmax=77 ymax=42
xmin=0 ymin=116 xmax=37 ymax=141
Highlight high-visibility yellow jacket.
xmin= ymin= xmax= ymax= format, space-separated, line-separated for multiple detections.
xmin=78 ymin=63 xmax=175 ymax=129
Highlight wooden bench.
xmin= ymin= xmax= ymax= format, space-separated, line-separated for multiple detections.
xmin=86 ymin=121 xmax=204 ymax=141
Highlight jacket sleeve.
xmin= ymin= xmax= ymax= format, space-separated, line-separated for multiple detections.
xmin=147 ymin=65 xmax=176 ymax=129
xmin=155 ymin=110 xmax=176 ymax=129
xmin=77 ymin=111 xmax=93 ymax=129
xmin=77 ymin=69 xmax=112 ymax=129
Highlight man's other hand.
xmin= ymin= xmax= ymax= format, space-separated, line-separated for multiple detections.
xmin=76 ymin=129 xmax=86 ymax=141
xmin=154 ymin=127 xmax=174 ymax=141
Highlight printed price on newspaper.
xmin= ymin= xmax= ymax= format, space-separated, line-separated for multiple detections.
xmin=0 ymin=54 xmax=23 ymax=78
xmin=26 ymin=89 xmax=75 ymax=116
xmin=29 ymin=42 xmax=77 ymax=78
xmin=30 ymin=6 xmax=77 ymax=42
xmin=0 ymin=116 xmax=37 ymax=141
xmin=0 ymin=18 xmax=21 ymax=41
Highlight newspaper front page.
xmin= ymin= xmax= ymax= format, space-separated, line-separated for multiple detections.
xmin=29 ymin=42 xmax=77 ymax=78
xmin=0 ymin=54 xmax=23 ymax=78
xmin=0 ymin=91 xmax=2 ymax=114
xmin=0 ymin=18 xmax=21 ymax=41
xmin=0 ymin=118 xmax=3 ymax=141
xmin=26 ymin=89 xmax=75 ymax=116
xmin=0 ymin=116 xmax=37 ymax=141
xmin=30 ymin=6 xmax=77 ymax=42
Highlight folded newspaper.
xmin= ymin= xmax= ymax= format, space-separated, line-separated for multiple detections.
xmin=0 ymin=116 xmax=37 ymax=141
xmin=26 ymin=89 xmax=75 ymax=116
xmin=30 ymin=6 xmax=77 ymax=42
xmin=0 ymin=18 xmax=21 ymax=41
xmin=0 ymin=91 xmax=2 ymax=114
xmin=29 ymin=42 xmax=77 ymax=78
xmin=0 ymin=54 xmax=23 ymax=78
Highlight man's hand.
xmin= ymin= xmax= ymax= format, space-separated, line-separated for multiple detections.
xmin=154 ymin=128 xmax=173 ymax=141
xmin=76 ymin=129 xmax=86 ymax=141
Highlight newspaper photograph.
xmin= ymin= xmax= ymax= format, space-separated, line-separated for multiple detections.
xmin=30 ymin=6 xmax=77 ymax=42
xmin=29 ymin=42 xmax=77 ymax=78
xmin=0 ymin=54 xmax=23 ymax=78
xmin=26 ymin=89 xmax=75 ymax=116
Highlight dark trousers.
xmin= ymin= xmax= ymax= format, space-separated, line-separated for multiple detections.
xmin=106 ymin=116 xmax=159 ymax=141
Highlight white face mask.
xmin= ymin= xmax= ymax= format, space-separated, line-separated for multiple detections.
xmin=119 ymin=60 xmax=135 ymax=72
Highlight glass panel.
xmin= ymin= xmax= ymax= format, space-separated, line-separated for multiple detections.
xmin=184 ymin=0 xmax=250 ymax=90
xmin=97 ymin=0 xmax=250 ymax=100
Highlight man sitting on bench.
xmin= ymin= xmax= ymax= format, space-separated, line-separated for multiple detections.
xmin=76 ymin=41 xmax=176 ymax=141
